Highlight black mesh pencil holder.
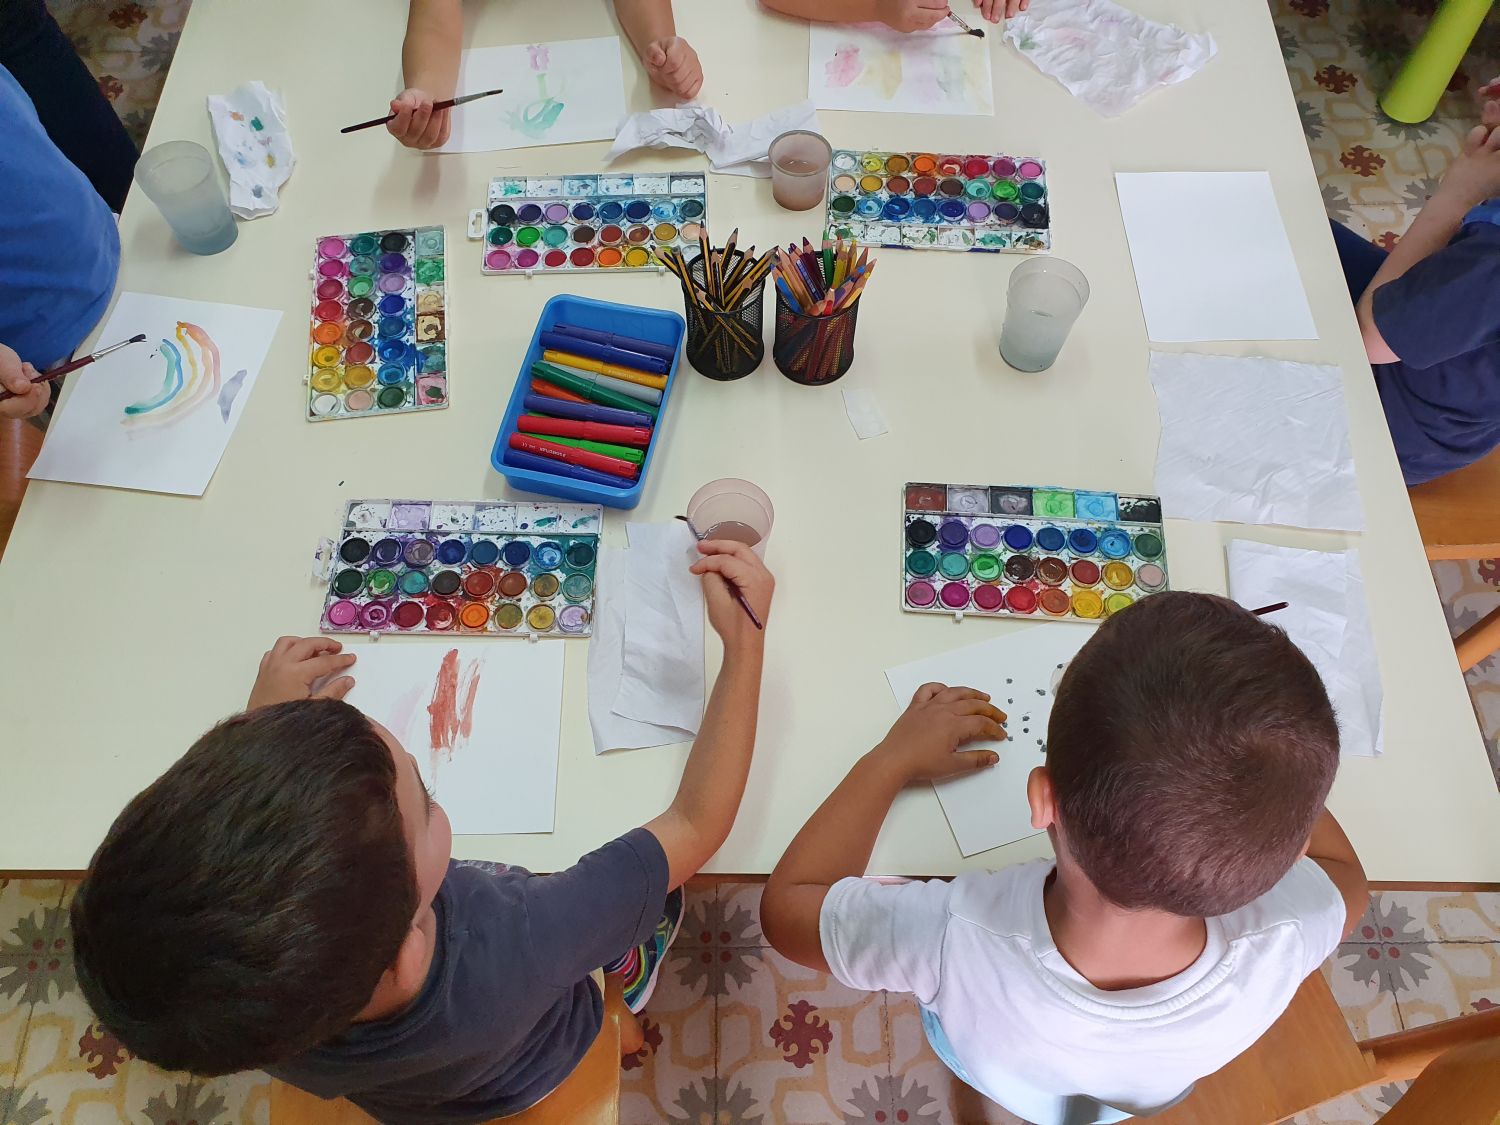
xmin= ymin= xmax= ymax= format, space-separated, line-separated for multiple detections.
xmin=682 ymin=252 xmax=765 ymax=381
xmin=772 ymin=287 xmax=860 ymax=386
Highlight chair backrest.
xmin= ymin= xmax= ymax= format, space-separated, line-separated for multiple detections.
xmin=1377 ymin=1037 xmax=1500 ymax=1125
xmin=1407 ymin=443 xmax=1500 ymax=560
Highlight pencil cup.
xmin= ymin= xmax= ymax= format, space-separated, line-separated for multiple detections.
xmin=682 ymin=252 xmax=765 ymax=381
xmin=133 ymin=140 xmax=238 ymax=256
xmin=772 ymin=287 xmax=860 ymax=386
xmin=687 ymin=478 xmax=774 ymax=555
xmin=769 ymin=130 xmax=832 ymax=212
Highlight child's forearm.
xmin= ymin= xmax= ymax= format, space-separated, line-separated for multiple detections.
xmin=614 ymin=0 xmax=676 ymax=56
xmin=644 ymin=638 xmax=765 ymax=888
xmin=401 ymin=0 xmax=464 ymax=97
xmin=1306 ymin=808 xmax=1369 ymax=938
xmin=1355 ymin=191 xmax=1469 ymax=363
xmin=760 ymin=0 xmax=882 ymax=22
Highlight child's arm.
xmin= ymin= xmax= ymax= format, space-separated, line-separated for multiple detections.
xmin=760 ymin=0 xmax=949 ymax=33
xmin=614 ymin=0 xmax=702 ymax=101
xmin=1305 ymin=808 xmax=1368 ymax=939
xmin=389 ymin=0 xmax=463 ymax=149
xmin=1356 ymin=125 xmax=1500 ymax=363
xmin=641 ymin=541 xmax=774 ymax=889
xmin=761 ymin=684 xmax=1005 ymax=971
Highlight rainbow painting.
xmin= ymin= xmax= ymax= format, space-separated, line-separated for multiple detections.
xmin=122 ymin=321 xmax=221 ymax=428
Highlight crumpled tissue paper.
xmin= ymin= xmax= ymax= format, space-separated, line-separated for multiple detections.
xmin=607 ymin=101 xmax=819 ymax=177
xmin=206 ymin=80 xmax=295 ymax=218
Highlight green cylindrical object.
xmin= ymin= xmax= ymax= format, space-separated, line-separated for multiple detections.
xmin=540 ymin=434 xmax=646 ymax=464
xmin=531 ymin=361 xmax=659 ymax=416
xmin=1379 ymin=0 xmax=1494 ymax=123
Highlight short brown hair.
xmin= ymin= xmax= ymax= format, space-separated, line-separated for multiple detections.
xmin=71 ymin=700 xmax=417 ymax=1075
xmin=1046 ymin=592 xmax=1338 ymax=917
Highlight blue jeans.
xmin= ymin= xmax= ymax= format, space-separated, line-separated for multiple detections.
xmin=1329 ymin=219 xmax=1388 ymax=303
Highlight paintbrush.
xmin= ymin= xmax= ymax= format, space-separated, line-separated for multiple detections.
xmin=946 ymin=9 xmax=985 ymax=36
xmin=676 ymin=515 xmax=764 ymax=630
xmin=340 ymin=87 xmax=505 ymax=134
xmin=1251 ymin=602 xmax=1289 ymax=616
xmin=0 ymin=334 xmax=147 ymax=402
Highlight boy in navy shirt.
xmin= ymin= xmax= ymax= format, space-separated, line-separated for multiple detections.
xmin=1332 ymin=77 xmax=1500 ymax=484
xmin=71 ymin=540 xmax=773 ymax=1124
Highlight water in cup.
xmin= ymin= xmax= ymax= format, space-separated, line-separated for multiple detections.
xmin=999 ymin=258 xmax=1089 ymax=372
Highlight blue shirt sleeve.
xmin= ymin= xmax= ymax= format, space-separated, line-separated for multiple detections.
xmin=520 ymin=827 xmax=669 ymax=988
xmin=1373 ymin=223 xmax=1500 ymax=370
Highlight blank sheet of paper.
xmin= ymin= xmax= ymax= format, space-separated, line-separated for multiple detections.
xmin=1115 ymin=172 xmax=1317 ymax=342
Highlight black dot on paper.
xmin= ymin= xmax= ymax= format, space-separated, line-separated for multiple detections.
xmin=1006 ymin=678 xmax=1013 ymax=684
xmin=1036 ymin=689 xmax=1046 ymax=696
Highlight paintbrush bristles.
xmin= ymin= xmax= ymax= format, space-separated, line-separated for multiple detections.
xmin=946 ymin=10 xmax=985 ymax=35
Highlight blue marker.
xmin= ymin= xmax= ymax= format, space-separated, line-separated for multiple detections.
xmin=522 ymin=394 xmax=653 ymax=428
xmin=551 ymin=322 xmax=675 ymax=362
xmin=538 ymin=330 xmax=669 ymax=374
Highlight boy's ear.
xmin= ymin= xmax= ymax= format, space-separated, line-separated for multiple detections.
xmin=391 ymin=923 xmax=430 ymax=994
xmin=1027 ymin=765 xmax=1056 ymax=831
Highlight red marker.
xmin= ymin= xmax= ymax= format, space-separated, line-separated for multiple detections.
xmin=516 ymin=414 xmax=652 ymax=447
xmin=509 ymin=433 xmax=640 ymax=478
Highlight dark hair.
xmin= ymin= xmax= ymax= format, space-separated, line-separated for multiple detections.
xmin=1046 ymin=592 xmax=1338 ymax=917
xmin=71 ymin=700 xmax=417 ymax=1075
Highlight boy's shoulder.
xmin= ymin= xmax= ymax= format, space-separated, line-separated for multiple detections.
xmin=1216 ymin=858 xmax=1347 ymax=955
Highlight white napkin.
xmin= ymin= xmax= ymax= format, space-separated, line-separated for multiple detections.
xmin=587 ymin=526 xmax=706 ymax=754
xmin=1227 ymin=540 xmax=1383 ymax=758
xmin=1004 ymin=0 xmax=1216 ymax=117
xmin=606 ymin=101 xmax=820 ymax=177
xmin=1150 ymin=352 xmax=1364 ymax=532
xmin=841 ymin=386 xmax=889 ymax=439
xmin=206 ymin=81 xmax=295 ymax=218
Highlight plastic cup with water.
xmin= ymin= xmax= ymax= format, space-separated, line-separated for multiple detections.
xmin=133 ymin=140 xmax=238 ymax=255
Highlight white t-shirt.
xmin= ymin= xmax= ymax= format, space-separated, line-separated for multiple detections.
xmin=820 ymin=858 xmax=1346 ymax=1125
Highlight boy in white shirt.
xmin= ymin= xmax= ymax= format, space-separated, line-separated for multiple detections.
xmin=761 ymin=592 xmax=1367 ymax=1125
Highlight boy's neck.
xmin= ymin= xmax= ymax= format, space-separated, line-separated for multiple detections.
xmin=1042 ymin=865 xmax=1208 ymax=992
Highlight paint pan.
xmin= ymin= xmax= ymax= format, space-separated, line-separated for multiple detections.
xmin=901 ymin=482 xmax=1168 ymax=624
xmin=825 ymin=150 xmax=1050 ymax=255
xmin=308 ymin=226 xmax=446 ymax=421
xmin=319 ymin=498 xmax=602 ymax=639
xmin=478 ymin=173 xmax=708 ymax=276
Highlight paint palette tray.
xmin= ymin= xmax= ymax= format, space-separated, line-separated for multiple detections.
xmin=308 ymin=226 xmax=447 ymax=421
xmin=826 ymin=151 xmax=1050 ymax=254
xmin=473 ymin=172 xmax=708 ymax=274
xmin=319 ymin=499 xmax=602 ymax=638
xmin=902 ymin=482 xmax=1168 ymax=623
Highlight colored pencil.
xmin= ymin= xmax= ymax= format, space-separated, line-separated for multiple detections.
xmin=676 ymin=515 xmax=764 ymax=631
xmin=0 ymin=334 xmax=146 ymax=402
xmin=340 ymin=88 xmax=504 ymax=134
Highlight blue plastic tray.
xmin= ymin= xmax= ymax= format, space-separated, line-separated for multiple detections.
xmin=492 ymin=294 xmax=684 ymax=509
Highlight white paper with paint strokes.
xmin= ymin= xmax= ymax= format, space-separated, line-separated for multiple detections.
xmin=808 ymin=23 xmax=994 ymax=116
xmin=206 ymin=81 xmax=294 ymax=218
xmin=1003 ymin=0 xmax=1215 ymax=117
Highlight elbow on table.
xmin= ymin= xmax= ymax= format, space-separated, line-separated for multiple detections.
xmin=1356 ymin=293 xmax=1401 ymax=366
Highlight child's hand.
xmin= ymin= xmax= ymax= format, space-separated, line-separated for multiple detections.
xmin=642 ymin=36 xmax=703 ymax=101
xmin=974 ymin=0 xmax=1029 ymax=20
xmin=690 ymin=540 xmax=774 ymax=649
xmin=0 ymin=343 xmax=48 ymax=420
xmin=1480 ymin=76 xmax=1500 ymax=130
xmin=871 ymin=683 xmax=1006 ymax=784
xmin=876 ymin=0 xmax=950 ymax=33
xmin=246 ymin=637 xmax=357 ymax=711
xmin=386 ymin=88 xmax=452 ymax=150
xmin=1436 ymin=122 xmax=1500 ymax=211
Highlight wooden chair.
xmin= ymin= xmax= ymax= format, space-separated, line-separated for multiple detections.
xmin=1408 ymin=445 xmax=1500 ymax=672
xmin=270 ymin=976 xmax=642 ymax=1125
xmin=1149 ymin=971 xmax=1500 ymax=1124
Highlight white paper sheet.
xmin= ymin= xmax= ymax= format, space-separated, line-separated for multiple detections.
xmin=809 ymin=23 xmax=994 ymax=116
xmin=1115 ymin=172 xmax=1317 ymax=342
xmin=206 ymin=80 xmax=295 ymax=218
xmin=613 ymin=521 xmax=706 ymax=730
xmin=1004 ymin=0 xmax=1216 ymax=117
xmin=1227 ymin=540 xmax=1383 ymax=758
xmin=30 ymin=292 xmax=282 ymax=496
xmin=607 ymin=101 xmax=820 ymax=177
xmin=886 ymin=624 xmax=1096 ymax=856
xmin=341 ymin=640 xmax=566 ymax=834
xmin=841 ymin=385 xmax=889 ymax=439
xmin=431 ymin=38 xmax=625 ymax=153
xmin=588 ymin=544 xmax=700 ymax=754
xmin=1150 ymin=352 xmax=1364 ymax=531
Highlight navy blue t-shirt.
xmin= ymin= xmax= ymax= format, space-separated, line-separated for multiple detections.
xmin=268 ymin=829 xmax=669 ymax=1124
xmin=0 ymin=62 xmax=118 ymax=368
xmin=1372 ymin=216 xmax=1500 ymax=485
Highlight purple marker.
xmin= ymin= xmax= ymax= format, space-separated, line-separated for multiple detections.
xmin=522 ymin=393 xmax=652 ymax=428
xmin=504 ymin=449 xmax=634 ymax=487
xmin=538 ymin=331 xmax=670 ymax=374
xmin=552 ymin=323 xmax=675 ymax=362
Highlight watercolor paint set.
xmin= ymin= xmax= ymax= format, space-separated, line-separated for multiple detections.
xmin=475 ymin=172 xmax=708 ymax=274
xmin=319 ymin=498 xmax=601 ymax=638
xmin=902 ymin=482 xmax=1168 ymax=622
xmin=825 ymin=151 xmax=1050 ymax=254
xmin=307 ymin=226 xmax=447 ymax=421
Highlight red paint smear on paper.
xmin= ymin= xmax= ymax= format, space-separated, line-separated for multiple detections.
xmin=426 ymin=649 xmax=483 ymax=768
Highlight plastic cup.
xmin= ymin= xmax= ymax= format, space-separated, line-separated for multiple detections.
xmin=686 ymin=478 xmax=774 ymax=556
xmin=998 ymin=257 xmax=1090 ymax=372
xmin=769 ymin=130 xmax=832 ymax=212
xmin=133 ymin=140 xmax=238 ymax=255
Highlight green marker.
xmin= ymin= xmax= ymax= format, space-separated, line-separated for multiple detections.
xmin=531 ymin=361 xmax=659 ymax=417
xmin=540 ymin=435 xmax=646 ymax=464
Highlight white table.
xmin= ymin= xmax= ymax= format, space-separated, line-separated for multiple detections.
xmin=2 ymin=0 xmax=1495 ymax=879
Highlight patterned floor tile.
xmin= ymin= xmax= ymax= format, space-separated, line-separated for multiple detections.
xmin=1375 ymin=890 xmax=1500 ymax=943
xmin=1392 ymin=942 xmax=1500 ymax=1028
xmin=1430 ymin=559 xmax=1500 ymax=790
xmin=1322 ymin=941 xmax=1405 ymax=1038
xmin=620 ymin=944 xmax=719 ymax=1125
xmin=716 ymin=946 xmax=888 ymax=1124
xmin=886 ymin=994 xmax=1026 ymax=1125
xmin=678 ymin=880 xmax=719 ymax=948
xmin=717 ymin=881 xmax=768 ymax=947
xmin=1286 ymin=1082 xmax=1409 ymax=1125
